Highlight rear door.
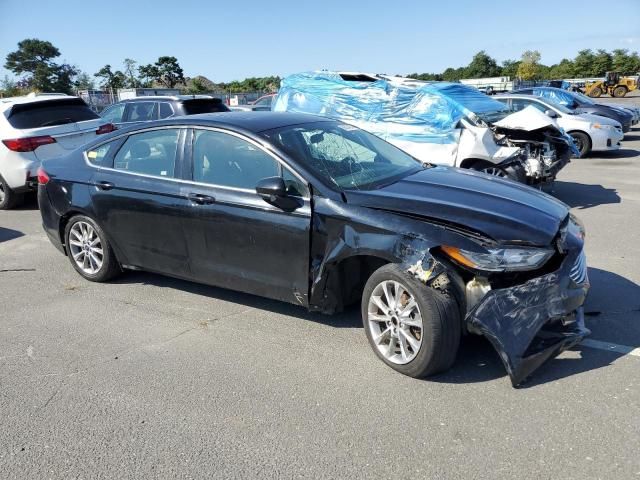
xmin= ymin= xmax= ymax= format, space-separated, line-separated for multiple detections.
xmin=179 ymin=128 xmax=311 ymax=305
xmin=6 ymin=98 xmax=106 ymax=161
xmin=88 ymin=126 xmax=192 ymax=276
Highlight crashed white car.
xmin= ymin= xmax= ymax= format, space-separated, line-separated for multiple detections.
xmin=495 ymin=94 xmax=624 ymax=157
xmin=273 ymin=72 xmax=575 ymax=186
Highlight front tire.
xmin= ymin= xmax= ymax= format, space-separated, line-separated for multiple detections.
xmin=588 ymin=86 xmax=603 ymax=98
xmin=0 ymin=176 xmax=24 ymax=210
xmin=569 ymin=131 xmax=591 ymax=158
xmin=469 ymin=160 xmax=525 ymax=183
xmin=64 ymin=215 xmax=121 ymax=282
xmin=362 ymin=264 xmax=461 ymax=378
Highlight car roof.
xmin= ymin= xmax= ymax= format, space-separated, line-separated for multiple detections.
xmin=0 ymin=93 xmax=80 ymax=112
xmin=117 ymin=95 xmax=218 ymax=103
xmin=495 ymin=94 xmax=548 ymax=101
xmin=116 ymin=111 xmax=330 ymax=134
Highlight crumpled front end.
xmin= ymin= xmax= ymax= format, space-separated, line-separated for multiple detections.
xmin=464 ymin=221 xmax=590 ymax=386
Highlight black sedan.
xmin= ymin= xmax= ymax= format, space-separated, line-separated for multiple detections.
xmin=511 ymin=87 xmax=633 ymax=132
xmin=38 ymin=112 xmax=590 ymax=386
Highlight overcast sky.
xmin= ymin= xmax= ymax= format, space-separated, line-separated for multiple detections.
xmin=1 ymin=0 xmax=639 ymax=83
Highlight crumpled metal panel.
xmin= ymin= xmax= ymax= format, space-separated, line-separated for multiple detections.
xmin=466 ymin=220 xmax=590 ymax=386
xmin=308 ymin=198 xmax=589 ymax=386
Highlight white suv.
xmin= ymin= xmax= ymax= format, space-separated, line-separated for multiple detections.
xmin=0 ymin=93 xmax=115 ymax=209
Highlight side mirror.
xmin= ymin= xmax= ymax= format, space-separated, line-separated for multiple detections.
xmin=256 ymin=176 xmax=303 ymax=212
xmin=545 ymin=109 xmax=558 ymax=118
xmin=256 ymin=176 xmax=287 ymax=199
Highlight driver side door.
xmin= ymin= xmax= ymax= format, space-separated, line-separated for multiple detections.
xmin=180 ymin=128 xmax=312 ymax=306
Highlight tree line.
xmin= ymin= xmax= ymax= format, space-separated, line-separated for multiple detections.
xmin=407 ymin=49 xmax=640 ymax=82
xmin=2 ymin=38 xmax=640 ymax=98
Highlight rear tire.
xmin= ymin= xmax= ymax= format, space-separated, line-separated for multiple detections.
xmin=569 ymin=131 xmax=591 ymax=158
xmin=612 ymin=86 xmax=628 ymax=98
xmin=64 ymin=215 xmax=121 ymax=282
xmin=362 ymin=264 xmax=461 ymax=378
xmin=0 ymin=176 xmax=24 ymax=210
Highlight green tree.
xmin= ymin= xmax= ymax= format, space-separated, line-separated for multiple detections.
xmin=517 ymin=50 xmax=543 ymax=80
xmin=573 ymin=49 xmax=596 ymax=77
xmin=464 ymin=50 xmax=501 ymax=78
xmin=4 ymin=38 xmax=77 ymax=93
xmin=441 ymin=67 xmax=465 ymax=82
xmin=74 ymin=71 xmax=95 ymax=90
xmin=0 ymin=75 xmax=22 ymax=97
xmin=592 ymin=49 xmax=613 ymax=76
xmin=139 ymin=56 xmax=185 ymax=88
xmin=548 ymin=59 xmax=575 ymax=79
xmin=611 ymin=49 xmax=640 ymax=74
xmin=123 ymin=58 xmax=139 ymax=88
xmin=501 ymin=59 xmax=520 ymax=78
xmin=94 ymin=65 xmax=127 ymax=90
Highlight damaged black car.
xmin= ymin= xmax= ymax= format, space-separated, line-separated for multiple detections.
xmin=37 ymin=112 xmax=590 ymax=386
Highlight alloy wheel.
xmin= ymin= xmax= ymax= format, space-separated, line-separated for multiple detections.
xmin=0 ymin=182 xmax=5 ymax=204
xmin=367 ymin=280 xmax=423 ymax=364
xmin=68 ymin=221 xmax=104 ymax=275
xmin=481 ymin=167 xmax=507 ymax=177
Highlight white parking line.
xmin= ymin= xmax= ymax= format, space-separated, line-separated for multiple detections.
xmin=581 ymin=339 xmax=640 ymax=357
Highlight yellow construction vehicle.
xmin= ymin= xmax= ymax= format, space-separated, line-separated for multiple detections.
xmin=584 ymin=71 xmax=639 ymax=98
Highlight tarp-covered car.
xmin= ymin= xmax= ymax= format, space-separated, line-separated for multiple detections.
xmin=273 ymin=72 xmax=576 ymax=186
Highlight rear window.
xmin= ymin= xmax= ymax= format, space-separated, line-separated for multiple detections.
xmin=181 ymin=98 xmax=230 ymax=115
xmin=8 ymin=98 xmax=99 ymax=129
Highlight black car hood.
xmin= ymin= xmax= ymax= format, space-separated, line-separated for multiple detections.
xmin=344 ymin=167 xmax=569 ymax=246
xmin=576 ymin=104 xmax=632 ymax=122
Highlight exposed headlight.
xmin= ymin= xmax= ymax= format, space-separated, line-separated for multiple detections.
xmin=441 ymin=245 xmax=554 ymax=272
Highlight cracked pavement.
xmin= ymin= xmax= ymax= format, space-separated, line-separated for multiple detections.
xmin=1 ymin=97 xmax=640 ymax=479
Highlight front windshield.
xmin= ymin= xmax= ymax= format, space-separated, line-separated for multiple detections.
xmin=262 ymin=121 xmax=424 ymax=190
xmin=568 ymin=90 xmax=595 ymax=106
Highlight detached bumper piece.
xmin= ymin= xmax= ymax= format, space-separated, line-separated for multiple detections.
xmin=466 ymin=248 xmax=590 ymax=387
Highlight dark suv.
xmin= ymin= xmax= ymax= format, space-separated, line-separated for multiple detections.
xmin=100 ymin=95 xmax=230 ymax=127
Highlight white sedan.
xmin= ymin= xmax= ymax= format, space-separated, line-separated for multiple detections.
xmin=494 ymin=94 xmax=624 ymax=157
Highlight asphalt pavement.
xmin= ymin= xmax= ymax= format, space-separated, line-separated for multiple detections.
xmin=1 ymin=97 xmax=639 ymax=479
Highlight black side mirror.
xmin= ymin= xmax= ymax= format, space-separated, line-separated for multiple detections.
xmin=256 ymin=176 xmax=287 ymax=199
xmin=544 ymin=109 xmax=558 ymax=118
xmin=256 ymin=176 xmax=303 ymax=212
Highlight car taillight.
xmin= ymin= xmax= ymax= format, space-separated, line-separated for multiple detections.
xmin=96 ymin=123 xmax=116 ymax=135
xmin=37 ymin=167 xmax=50 ymax=185
xmin=2 ymin=136 xmax=56 ymax=152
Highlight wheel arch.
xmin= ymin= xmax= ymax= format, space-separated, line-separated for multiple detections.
xmin=59 ymin=210 xmax=127 ymax=265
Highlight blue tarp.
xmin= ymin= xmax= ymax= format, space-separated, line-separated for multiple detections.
xmin=531 ymin=87 xmax=576 ymax=106
xmin=272 ymin=72 xmax=509 ymax=144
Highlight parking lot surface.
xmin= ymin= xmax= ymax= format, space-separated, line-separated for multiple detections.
xmin=1 ymin=98 xmax=640 ymax=479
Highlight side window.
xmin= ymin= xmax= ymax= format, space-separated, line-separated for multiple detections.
xmin=113 ymin=129 xmax=180 ymax=178
xmin=192 ymin=130 xmax=280 ymax=189
xmin=100 ymin=103 xmax=125 ymax=123
xmin=283 ymin=168 xmax=309 ymax=197
xmin=124 ymin=102 xmax=157 ymax=122
xmin=511 ymin=99 xmax=533 ymax=111
xmin=86 ymin=141 xmax=117 ymax=167
xmin=159 ymin=102 xmax=174 ymax=119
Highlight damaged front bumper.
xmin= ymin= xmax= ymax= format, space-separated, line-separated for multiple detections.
xmin=465 ymin=247 xmax=590 ymax=386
